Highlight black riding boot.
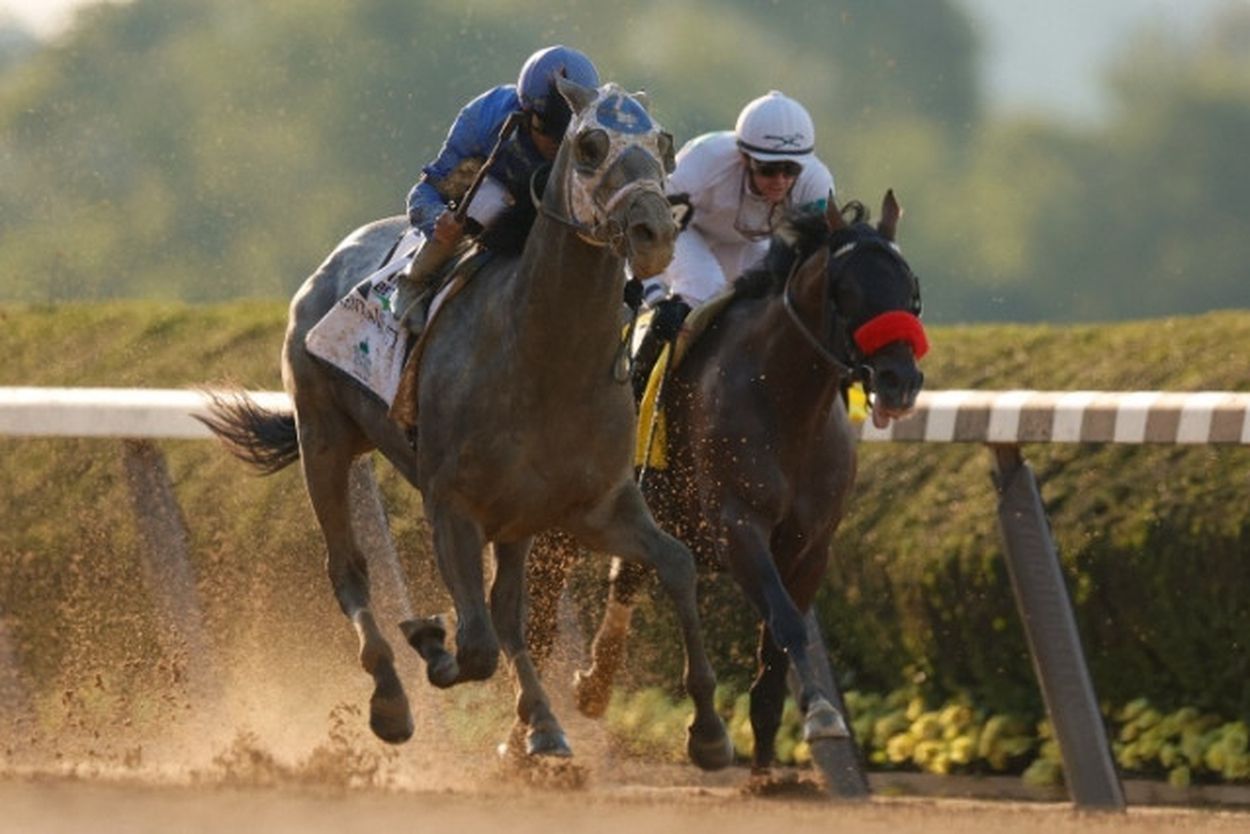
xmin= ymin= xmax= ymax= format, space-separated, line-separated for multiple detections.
xmin=631 ymin=325 xmax=666 ymax=403
xmin=630 ymin=297 xmax=692 ymax=403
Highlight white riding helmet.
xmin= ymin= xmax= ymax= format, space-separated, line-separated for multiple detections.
xmin=734 ymin=91 xmax=815 ymax=162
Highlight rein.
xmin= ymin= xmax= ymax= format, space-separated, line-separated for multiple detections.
xmin=780 ymin=245 xmax=860 ymax=380
xmin=536 ymin=174 xmax=665 ymax=257
xmin=526 ymin=84 xmax=675 ymax=385
xmin=780 ymin=233 xmax=928 ymax=389
xmin=529 ymin=167 xmax=650 ymax=384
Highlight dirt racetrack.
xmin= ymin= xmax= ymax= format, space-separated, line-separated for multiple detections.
xmin=4 ymin=771 xmax=1250 ymax=834
xmin=3 ymin=542 xmax=1249 ymax=834
xmin=5 ymin=638 xmax=1250 ymax=834
xmin=5 ymin=619 xmax=1250 ymax=834
xmin=8 ymin=679 xmax=1250 ymax=834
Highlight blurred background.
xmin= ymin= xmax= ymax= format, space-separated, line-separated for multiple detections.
xmin=1 ymin=0 xmax=1247 ymax=323
xmin=4 ymin=3 xmax=1250 ymax=787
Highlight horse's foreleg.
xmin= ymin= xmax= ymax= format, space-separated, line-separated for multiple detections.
xmin=573 ymin=556 xmax=647 ymax=718
xmin=721 ymin=510 xmax=847 ymax=744
xmin=301 ymin=441 xmax=412 ymax=744
xmin=492 ymin=538 xmax=571 ymax=758
xmin=407 ymin=502 xmax=498 ymax=686
xmin=570 ymin=485 xmax=732 ymax=771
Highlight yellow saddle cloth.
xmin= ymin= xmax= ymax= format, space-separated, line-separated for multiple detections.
xmin=635 ymin=341 xmax=671 ymax=469
xmin=633 ymin=292 xmax=735 ymax=470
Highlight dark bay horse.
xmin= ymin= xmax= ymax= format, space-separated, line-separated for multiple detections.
xmin=198 ymin=78 xmax=732 ymax=769
xmin=528 ymin=193 xmax=926 ymax=772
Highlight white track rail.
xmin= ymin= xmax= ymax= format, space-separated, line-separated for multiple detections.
xmin=3 ymin=386 xmax=1249 ymax=444
xmin=0 ymin=387 xmax=290 ymax=439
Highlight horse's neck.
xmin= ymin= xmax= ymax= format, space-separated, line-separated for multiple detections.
xmin=507 ymin=213 xmax=624 ymax=380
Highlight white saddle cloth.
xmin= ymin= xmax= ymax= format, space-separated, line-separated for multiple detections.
xmin=305 ymin=228 xmax=423 ymax=406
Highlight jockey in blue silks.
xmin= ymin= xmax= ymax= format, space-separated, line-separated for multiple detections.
xmin=403 ymin=45 xmax=600 ymax=287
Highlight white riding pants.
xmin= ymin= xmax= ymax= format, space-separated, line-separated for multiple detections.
xmin=658 ymin=227 xmax=769 ymax=307
xmin=465 ymin=176 xmax=512 ymax=228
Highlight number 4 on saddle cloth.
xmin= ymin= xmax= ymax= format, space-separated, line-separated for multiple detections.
xmin=305 ymin=228 xmax=487 ymax=408
xmin=632 ymin=296 xmax=870 ymax=472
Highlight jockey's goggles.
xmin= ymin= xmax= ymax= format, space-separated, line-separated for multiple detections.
xmin=750 ymin=158 xmax=803 ymax=179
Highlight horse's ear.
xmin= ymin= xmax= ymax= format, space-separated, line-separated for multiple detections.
xmin=556 ymin=75 xmax=598 ymax=114
xmin=633 ymin=90 xmax=651 ymax=112
xmin=878 ymin=189 xmax=903 ymax=241
xmin=658 ymin=130 xmax=676 ymax=174
xmin=825 ymin=192 xmax=847 ymax=231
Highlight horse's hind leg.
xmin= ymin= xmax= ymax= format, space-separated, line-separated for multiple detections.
xmin=493 ymin=538 xmax=571 ymax=758
xmin=748 ymin=625 xmax=789 ymax=772
xmin=300 ymin=424 xmax=412 ymax=744
xmin=573 ymin=556 xmax=647 ymax=718
xmin=569 ymin=485 xmax=732 ymax=771
xmin=525 ymin=529 xmax=579 ymax=675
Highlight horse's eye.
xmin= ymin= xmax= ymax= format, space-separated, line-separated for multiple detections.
xmin=575 ymin=129 xmax=610 ymax=167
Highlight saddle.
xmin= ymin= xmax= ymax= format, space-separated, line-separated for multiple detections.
xmin=633 ymin=290 xmax=870 ymax=470
xmin=304 ymin=229 xmax=489 ymax=416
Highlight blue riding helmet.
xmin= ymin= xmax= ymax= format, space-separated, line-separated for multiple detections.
xmin=517 ymin=45 xmax=599 ymax=136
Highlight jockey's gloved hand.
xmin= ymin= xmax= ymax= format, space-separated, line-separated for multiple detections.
xmin=650 ymin=296 xmax=692 ymax=342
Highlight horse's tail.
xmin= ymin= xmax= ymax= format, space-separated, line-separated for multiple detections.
xmin=196 ymin=388 xmax=300 ymax=475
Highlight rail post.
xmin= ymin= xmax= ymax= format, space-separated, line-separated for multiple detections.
xmin=791 ymin=610 xmax=871 ymax=798
xmin=990 ymin=443 xmax=1125 ymax=810
xmin=120 ymin=438 xmax=215 ymax=697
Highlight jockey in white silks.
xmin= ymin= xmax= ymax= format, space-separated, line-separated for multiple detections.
xmin=632 ymin=91 xmax=836 ymax=398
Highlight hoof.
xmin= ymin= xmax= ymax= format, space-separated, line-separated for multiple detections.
xmin=687 ymin=719 xmax=734 ymax=771
xmin=369 ymin=665 xmax=414 ymax=744
xmin=572 ymin=669 xmax=611 ymax=718
xmin=426 ymin=651 xmax=459 ymax=689
xmin=803 ymin=697 xmax=850 ymax=741
xmin=400 ymin=616 xmax=447 ymax=657
xmin=527 ymin=728 xmax=573 ymax=758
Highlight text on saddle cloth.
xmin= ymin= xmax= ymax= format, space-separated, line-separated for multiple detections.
xmin=304 ymin=228 xmax=428 ymax=407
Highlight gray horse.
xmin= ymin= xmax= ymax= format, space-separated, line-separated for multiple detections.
xmin=199 ymin=79 xmax=732 ymax=769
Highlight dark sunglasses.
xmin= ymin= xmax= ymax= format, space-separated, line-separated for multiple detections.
xmin=750 ymin=159 xmax=803 ymax=178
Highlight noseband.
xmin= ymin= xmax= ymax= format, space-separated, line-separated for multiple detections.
xmin=781 ymin=231 xmax=928 ymax=389
xmin=537 ymin=86 xmax=671 ymax=260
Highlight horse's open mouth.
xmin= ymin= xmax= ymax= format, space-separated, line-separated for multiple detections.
xmin=871 ymin=398 xmax=915 ymax=429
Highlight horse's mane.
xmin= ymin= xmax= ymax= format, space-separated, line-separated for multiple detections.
xmin=732 ymin=200 xmax=870 ymax=299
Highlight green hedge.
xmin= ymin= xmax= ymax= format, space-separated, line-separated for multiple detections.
xmin=603 ymin=686 xmax=1250 ymax=786
xmin=2 ymin=303 xmax=1249 ymax=738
